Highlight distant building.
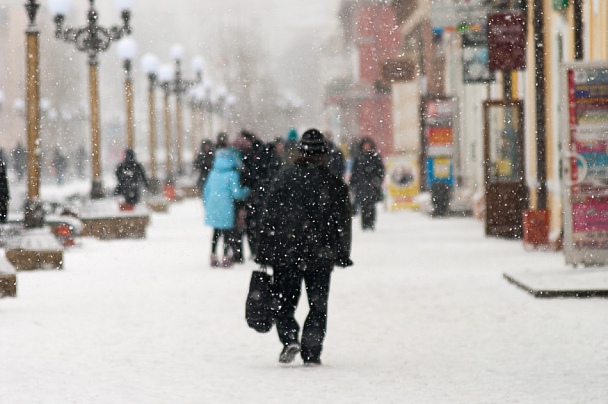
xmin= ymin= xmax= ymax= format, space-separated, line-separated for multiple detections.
xmin=323 ymin=0 xmax=400 ymax=157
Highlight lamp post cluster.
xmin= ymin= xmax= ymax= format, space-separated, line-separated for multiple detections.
xmin=17 ymin=0 xmax=238 ymax=224
xmin=140 ymin=45 xmax=233 ymax=193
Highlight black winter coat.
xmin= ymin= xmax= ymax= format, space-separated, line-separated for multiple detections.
xmin=350 ymin=152 xmax=385 ymax=205
xmin=193 ymin=150 xmax=214 ymax=190
xmin=115 ymin=159 xmax=149 ymax=205
xmin=256 ymin=158 xmax=353 ymax=268
xmin=0 ymin=159 xmax=9 ymax=202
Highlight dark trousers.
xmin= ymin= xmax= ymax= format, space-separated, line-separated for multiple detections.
xmin=273 ymin=260 xmax=332 ymax=362
xmin=360 ymin=201 xmax=376 ymax=230
xmin=211 ymin=229 xmax=230 ymax=256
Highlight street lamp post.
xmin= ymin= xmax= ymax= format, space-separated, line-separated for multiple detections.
xmin=24 ymin=0 xmax=43 ymax=228
xmin=141 ymin=53 xmax=160 ymax=193
xmin=116 ymin=37 xmax=138 ymax=150
xmin=202 ymin=79 xmax=213 ymax=140
xmin=214 ymin=85 xmax=228 ymax=134
xmin=158 ymin=64 xmax=175 ymax=189
xmin=169 ymin=44 xmax=202 ymax=176
xmin=49 ymin=0 xmax=135 ymax=200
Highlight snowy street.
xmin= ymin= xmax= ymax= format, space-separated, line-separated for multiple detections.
xmin=1 ymin=199 xmax=607 ymax=403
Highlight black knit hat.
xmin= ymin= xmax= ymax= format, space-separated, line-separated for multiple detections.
xmin=299 ymin=129 xmax=327 ymax=155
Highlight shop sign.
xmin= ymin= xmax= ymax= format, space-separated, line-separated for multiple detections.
xmin=488 ymin=11 xmax=527 ymax=71
xmin=422 ymin=98 xmax=456 ymax=188
xmin=553 ymin=0 xmax=569 ymax=10
xmin=381 ymin=59 xmax=416 ymax=83
xmin=462 ymin=25 xmax=494 ymax=84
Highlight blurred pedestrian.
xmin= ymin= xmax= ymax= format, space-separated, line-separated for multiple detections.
xmin=256 ymin=128 xmax=353 ymax=366
xmin=193 ymin=139 xmax=215 ymax=193
xmin=203 ymin=147 xmax=250 ymax=268
xmin=235 ymin=130 xmax=278 ymax=260
xmin=52 ymin=148 xmax=68 ymax=185
xmin=115 ymin=149 xmax=150 ymax=208
xmin=349 ymin=137 xmax=385 ymax=230
xmin=283 ymin=128 xmax=299 ymax=166
xmin=11 ymin=143 xmax=26 ymax=182
xmin=75 ymin=145 xmax=87 ymax=179
xmin=0 ymin=152 xmax=9 ymax=223
xmin=324 ymin=133 xmax=345 ymax=179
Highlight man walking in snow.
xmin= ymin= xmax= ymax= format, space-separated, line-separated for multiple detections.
xmin=256 ymin=128 xmax=353 ymax=366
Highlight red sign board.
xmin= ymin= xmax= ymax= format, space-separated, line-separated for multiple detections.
xmin=488 ymin=11 xmax=527 ymax=71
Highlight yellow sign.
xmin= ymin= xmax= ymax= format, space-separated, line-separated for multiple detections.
xmin=386 ymin=156 xmax=420 ymax=210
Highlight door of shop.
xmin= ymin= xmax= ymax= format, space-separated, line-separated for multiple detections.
xmin=483 ymin=100 xmax=528 ymax=238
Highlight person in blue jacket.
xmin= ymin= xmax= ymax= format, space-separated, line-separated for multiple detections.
xmin=203 ymin=147 xmax=250 ymax=268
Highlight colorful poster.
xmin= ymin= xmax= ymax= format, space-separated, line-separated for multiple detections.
xmin=385 ymin=156 xmax=419 ymax=211
xmin=566 ymin=67 xmax=608 ymax=250
xmin=423 ymin=98 xmax=456 ymax=186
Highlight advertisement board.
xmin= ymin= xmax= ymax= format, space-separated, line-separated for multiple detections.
xmin=385 ymin=156 xmax=419 ymax=211
xmin=488 ymin=11 xmax=527 ymax=71
xmin=561 ymin=63 xmax=608 ymax=265
xmin=462 ymin=27 xmax=494 ymax=84
xmin=422 ymin=98 xmax=456 ymax=188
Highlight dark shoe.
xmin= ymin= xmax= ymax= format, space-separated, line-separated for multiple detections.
xmin=279 ymin=342 xmax=301 ymax=364
xmin=210 ymin=254 xmax=220 ymax=268
xmin=303 ymin=358 xmax=322 ymax=367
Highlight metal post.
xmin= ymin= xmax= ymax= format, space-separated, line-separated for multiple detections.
xmin=533 ymin=0 xmax=547 ymax=210
xmin=175 ymin=94 xmax=183 ymax=175
xmin=89 ymin=62 xmax=104 ymax=199
xmin=573 ymin=0 xmax=584 ymax=60
xmin=163 ymin=86 xmax=173 ymax=184
xmin=125 ymin=60 xmax=134 ymax=150
xmin=148 ymin=75 xmax=157 ymax=183
xmin=24 ymin=0 xmax=43 ymax=228
xmin=191 ymin=102 xmax=198 ymax=164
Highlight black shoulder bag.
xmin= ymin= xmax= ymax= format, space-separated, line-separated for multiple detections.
xmin=245 ymin=267 xmax=275 ymax=333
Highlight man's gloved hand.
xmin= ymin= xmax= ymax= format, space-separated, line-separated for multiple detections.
xmin=335 ymin=257 xmax=354 ymax=268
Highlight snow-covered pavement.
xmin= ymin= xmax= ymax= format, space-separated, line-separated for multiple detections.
xmin=1 ymin=199 xmax=607 ymax=403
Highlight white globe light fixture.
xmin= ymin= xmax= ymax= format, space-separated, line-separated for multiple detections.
xmin=13 ymin=98 xmax=25 ymax=114
xmin=191 ymin=56 xmax=205 ymax=74
xmin=113 ymin=0 xmax=136 ymax=12
xmin=158 ymin=64 xmax=174 ymax=84
xmin=170 ymin=43 xmax=185 ymax=62
xmin=48 ymin=0 xmax=72 ymax=16
xmin=140 ymin=53 xmax=160 ymax=75
xmin=116 ymin=37 xmax=138 ymax=61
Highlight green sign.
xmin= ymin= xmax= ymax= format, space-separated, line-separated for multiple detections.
xmin=553 ymin=0 xmax=569 ymax=10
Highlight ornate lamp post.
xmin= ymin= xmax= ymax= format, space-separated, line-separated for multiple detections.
xmin=213 ymin=84 xmax=228 ymax=134
xmin=225 ymin=93 xmax=237 ymax=135
xmin=188 ymin=87 xmax=201 ymax=156
xmin=169 ymin=44 xmax=203 ymax=176
xmin=48 ymin=0 xmax=135 ymax=199
xmin=23 ymin=0 xmax=43 ymax=228
xmin=202 ymin=79 xmax=213 ymax=140
xmin=158 ymin=64 xmax=175 ymax=188
xmin=140 ymin=53 xmax=160 ymax=193
xmin=116 ymin=37 xmax=138 ymax=150
xmin=189 ymin=57 xmax=205 ymax=159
